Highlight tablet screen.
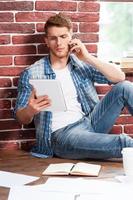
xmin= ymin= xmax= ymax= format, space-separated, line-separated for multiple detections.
xmin=29 ymin=79 xmax=67 ymax=112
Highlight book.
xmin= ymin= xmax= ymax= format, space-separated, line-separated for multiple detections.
xmin=42 ymin=162 xmax=101 ymax=177
xmin=121 ymin=62 xmax=133 ymax=68
xmin=120 ymin=57 xmax=133 ymax=68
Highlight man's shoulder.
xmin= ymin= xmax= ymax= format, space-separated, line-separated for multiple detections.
xmin=26 ymin=57 xmax=45 ymax=71
xmin=21 ymin=56 xmax=48 ymax=79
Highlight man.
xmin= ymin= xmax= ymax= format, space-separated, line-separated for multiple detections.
xmin=15 ymin=13 xmax=133 ymax=159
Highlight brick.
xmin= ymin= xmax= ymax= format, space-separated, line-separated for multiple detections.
xmin=0 ymin=100 xmax=11 ymax=109
xmin=23 ymin=121 xmax=35 ymax=129
xmin=0 ymin=88 xmax=17 ymax=98
xmin=116 ymin=116 xmax=133 ymax=125
xmin=12 ymin=99 xmax=16 ymax=109
xmin=20 ymin=140 xmax=35 ymax=151
xmin=78 ymin=2 xmax=100 ymax=12
xmin=35 ymin=1 xmax=77 ymax=11
xmin=0 ymin=130 xmax=35 ymax=141
xmin=126 ymin=75 xmax=133 ymax=82
xmin=0 ymin=23 xmax=35 ymax=34
xmin=0 ymin=120 xmax=21 ymax=130
xmin=15 ymin=12 xmax=54 ymax=22
xmin=0 ymin=12 xmax=13 ymax=22
xmin=121 ymin=107 xmax=129 ymax=115
xmin=86 ymin=44 xmax=97 ymax=53
xmin=72 ymin=23 xmax=79 ymax=33
xmin=74 ymin=33 xmax=98 ymax=43
xmin=79 ymin=23 xmax=99 ymax=33
xmin=98 ymin=95 xmax=104 ymax=100
xmin=0 ymin=110 xmax=13 ymax=119
xmin=129 ymin=134 xmax=133 ymax=138
xmin=14 ymin=55 xmax=43 ymax=65
xmin=0 ymin=78 xmax=11 ymax=87
xmin=67 ymin=13 xmax=99 ymax=22
xmin=37 ymin=44 xmax=49 ymax=54
xmin=0 ymin=142 xmax=19 ymax=150
xmin=71 ymin=23 xmax=78 ymax=33
xmin=124 ymin=125 xmax=133 ymax=135
xmin=0 ymin=67 xmax=25 ymax=76
xmin=0 ymin=1 xmax=33 ymax=11
xmin=12 ymin=34 xmax=44 ymax=44
xmin=96 ymin=85 xmax=112 ymax=95
xmin=0 ymin=45 xmax=36 ymax=55
xmin=0 ymin=35 xmax=10 ymax=45
xmin=110 ymin=125 xmax=122 ymax=134
xmin=13 ymin=77 xmax=19 ymax=87
xmin=0 ymin=57 xmax=12 ymax=65
xmin=36 ymin=23 xmax=45 ymax=33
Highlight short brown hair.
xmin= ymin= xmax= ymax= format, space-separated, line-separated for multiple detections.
xmin=44 ymin=13 xmax=72 ymax=35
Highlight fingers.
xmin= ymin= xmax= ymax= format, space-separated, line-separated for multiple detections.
xmin=70 ymin=46 xmax=81 ymax=54
xmin=31 ymin=98 xmax=51 ymax=113
xmin=69 ymin=38 xmax=89 ymax=62
xmin=28 ymin=88 xmax=51 ymax=114
xmin=28 ymin=96 xmax=51 ymax=114
xmin=34 ymin=95 xmax=49 ymax=103
xmin=69 ymin=39 xmax=81 ymax=53
xmin=69 ymin=38 xmax=81 ymax=47
xmin=29 ymin=95 xmax=51 ymax=106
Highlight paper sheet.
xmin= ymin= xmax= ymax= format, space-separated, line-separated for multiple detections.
xmin=8 ymin=186 xmax=74 ymax=200
xmin=0 ymin=171 xmax=39 ymax=188
xmin=115 ymin=175 xmax=133 ymax=185
xmin=43 ymin=177 xmax=133 ymax=199
xmin=43 ymin=177 xmax=118 ymax=193
xmin=7 ymin=177 xmax=133 ymax=200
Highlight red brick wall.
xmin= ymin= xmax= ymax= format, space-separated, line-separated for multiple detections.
xmin=0 ymin=0 xmax=133 ymax=150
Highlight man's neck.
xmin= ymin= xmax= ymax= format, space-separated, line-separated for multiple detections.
xmin=50 ymin=54 xmax=69 ymax=70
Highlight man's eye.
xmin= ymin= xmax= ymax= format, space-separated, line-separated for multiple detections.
xmin=61 ymin=35 xmax=67 ymax=39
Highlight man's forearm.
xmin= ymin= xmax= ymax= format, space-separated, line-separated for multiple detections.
xmin=85 ymin=54 xmax=125 ymax=83
xmin=16 ymin=107 xmax=34 ymax=125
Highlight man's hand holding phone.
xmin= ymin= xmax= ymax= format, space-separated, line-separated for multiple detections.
xmin=69 ymin=38 xmax=89 ymax=62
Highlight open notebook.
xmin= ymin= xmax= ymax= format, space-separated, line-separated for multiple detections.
xmin=42 ymin=162 xmax=101 ymax=177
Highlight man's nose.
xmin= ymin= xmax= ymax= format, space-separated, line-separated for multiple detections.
xmin=56 ymin=37 xmax=61 ymax=45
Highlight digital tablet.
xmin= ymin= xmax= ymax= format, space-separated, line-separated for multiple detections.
xmin=29 ymin=79 xmax=67 ymax=112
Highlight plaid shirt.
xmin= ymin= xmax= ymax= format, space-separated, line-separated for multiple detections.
xmin=14 ymin=54 xmax=112 ymax=158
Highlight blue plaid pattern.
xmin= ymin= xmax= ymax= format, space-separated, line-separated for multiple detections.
xmin=14 ymin=54 xmax=112 ymax=158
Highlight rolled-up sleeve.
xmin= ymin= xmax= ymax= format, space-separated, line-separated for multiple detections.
xmin=14 ymin=70 xmax=32 ymax=117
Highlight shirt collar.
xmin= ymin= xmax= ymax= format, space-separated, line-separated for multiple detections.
xmin=44 ymin=54 xmax=83 ymax=75
xmin=68 ymin=54 xmax=84 ymax=70
xmin=44 ymin=55 xmax=55 ymax=75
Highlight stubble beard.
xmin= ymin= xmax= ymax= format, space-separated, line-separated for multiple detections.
xmin=50 ymin=48 xmax=69 ymax=59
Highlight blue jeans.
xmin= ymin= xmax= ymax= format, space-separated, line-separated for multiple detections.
xmin=51 ymin=81 xmax=133 ymax=159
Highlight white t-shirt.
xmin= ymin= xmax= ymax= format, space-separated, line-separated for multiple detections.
xmin=52 ymin=66 xmax=84 ymax=132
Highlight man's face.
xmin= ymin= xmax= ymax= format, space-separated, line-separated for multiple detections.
xmin=45 ymin=26 xmax=72 ymax=59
